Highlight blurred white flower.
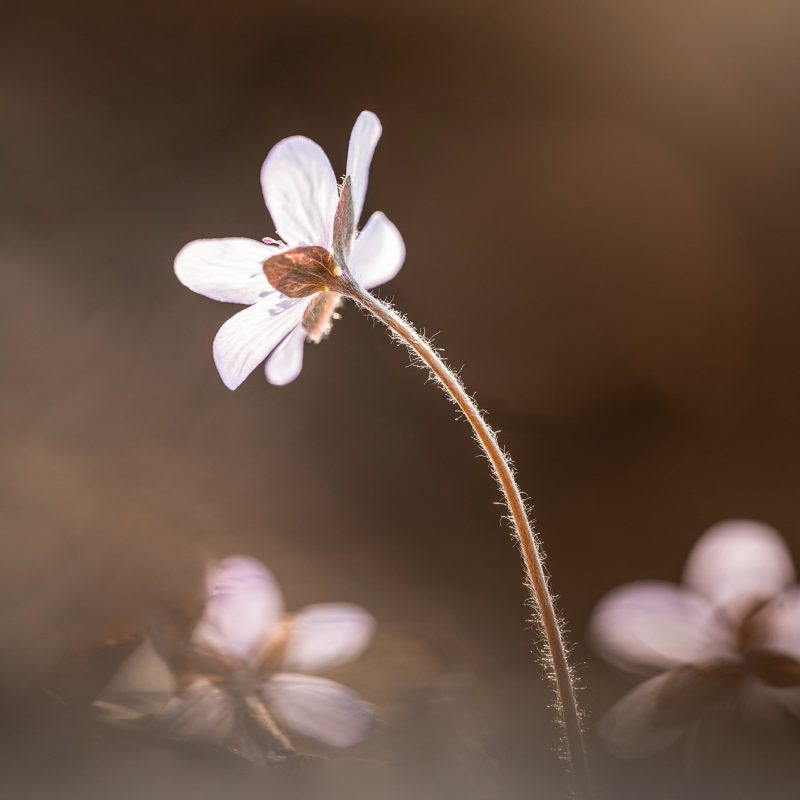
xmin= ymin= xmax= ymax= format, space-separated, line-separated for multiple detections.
xmin=590 ymin=520 xmax=800 ymax=757
xmin=95 ymin=556 xmax=376 ymax=758
xmin=174 ymin=111 xmax=405 ymax=388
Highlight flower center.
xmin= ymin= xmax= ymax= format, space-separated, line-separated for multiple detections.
xmin=229 ymin=664 xmax=264 ymax=696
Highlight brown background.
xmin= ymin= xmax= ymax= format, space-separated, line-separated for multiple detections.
xmin=2 ymin=1 xmax=800 ymax=798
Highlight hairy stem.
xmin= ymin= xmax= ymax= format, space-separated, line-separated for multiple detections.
xmin=347 ymin=285 xmax=592 ymax=799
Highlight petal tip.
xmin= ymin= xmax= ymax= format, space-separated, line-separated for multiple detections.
xmin=173 ymin=240 xmax=199 ymax=284
xmin=356 ymin=109 xmax=381 ymax=131
xmin=265 ymin=371 xmax=300 ymax=387
xmin=212 ymin=341 xmax=245 ymax=391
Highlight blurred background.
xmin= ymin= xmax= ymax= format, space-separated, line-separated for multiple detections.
xmin=2 ymin=0 xmax=800 ymax=797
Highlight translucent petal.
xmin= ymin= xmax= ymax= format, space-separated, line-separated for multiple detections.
xmin=763 ymin=680 xmax=800 ymax=719
xmin=348 ymin=212 xmax=405 ymax=290
xmin=264 ymin=325 xmax=306 ymax=386
xmin=93 ymin=639 xmax=176 ymax=723
xmin=261 ymin=136 xmax=338 ymax=248
xmin=684 ymin=520 xmax=794 ymax=616
xmin=212 ymin=296 xmax=308 ymax=390
xmin=193 ymin=556 xmax=284 ymax=663
xmin=601 ymin=664 xmax=742 ymax=758
xmin=590 ymin=581 xmax=727 ymax=672
xmin=263 ymin=673 xmax=373 ymax=747
xmin=158 ymin=678 xmax=238 ymax=744
xmin=346 ymin=111 xmax=382 ymax=227
xmin=282 ymin=603 xmax=375 ymax=672
xmin=174 ymin=238 xmax=278 ymax=304
xmin=600 ymin=672 xmax=693 ymax=758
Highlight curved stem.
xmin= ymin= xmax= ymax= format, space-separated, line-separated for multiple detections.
xmin=347 ymin=285 xmax=592 ymax=799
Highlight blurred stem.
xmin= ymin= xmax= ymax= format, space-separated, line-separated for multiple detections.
xmin=245 ymin=694 xmax=295 ymax=756
xmin=347 ymin=285 xmax=592 ymax=799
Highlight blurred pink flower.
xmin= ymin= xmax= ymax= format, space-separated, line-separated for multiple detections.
xmin=590 ymin=520 xmax=800 ymax=757
xmin=96 ymin=556 xmax=376 ymax=757
xmin=174 ymin=111 xmax=405 ymax=388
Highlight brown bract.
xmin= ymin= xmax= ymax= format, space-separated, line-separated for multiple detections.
xmin=262 ymin=246 xmax=341 ymax=298
xmin=744 ymin=649 xmax=800 ymax=687
xmin=332 ymin=176 xmax=355 ymax=268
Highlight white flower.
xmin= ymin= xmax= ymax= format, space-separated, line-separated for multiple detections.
xmin=174 ymin=111 xmax=405 ymax=389
xmin=95 ymin=556 xmax=376 ymax=757
xmin=589 ymin=520 xmax=800 ymax=758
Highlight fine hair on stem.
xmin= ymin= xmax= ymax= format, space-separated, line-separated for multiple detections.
xmin=343 ymin=283 xmax=593 ymax=799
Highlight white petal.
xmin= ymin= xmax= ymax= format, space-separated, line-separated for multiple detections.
xmin=348 ymin=212 xmax=405 ymax=289
xmin=590 ymin=581 xmax=727 ymax=673
xmin=174 ymin=238 xmax=278 ymax=304
xmin=93 ymin=639 xmax=176 ymax=723
xmin=158 ymin=678 xmax=238 ymax=744
xmin=282 ymin=603 xmax=375 ymax=672
xmin=193 ymin=556 xmax=284 ymax=663
xmin=684 ymin=520 xmax=794 ymax=616
xmin=261 ymin=136 xmax=338 ymax=248
xmin=263 ymin=673 xmax=373 ymax=747
xmin=346 ymin=111 xmax=382 ymax=226
xmin=265 ymin=325 xmax=306 ymax=386
xmin=212 ymin=296 xmax=308 ymax=390
xmin=599 ymin=672 xmax=692 ymax=758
